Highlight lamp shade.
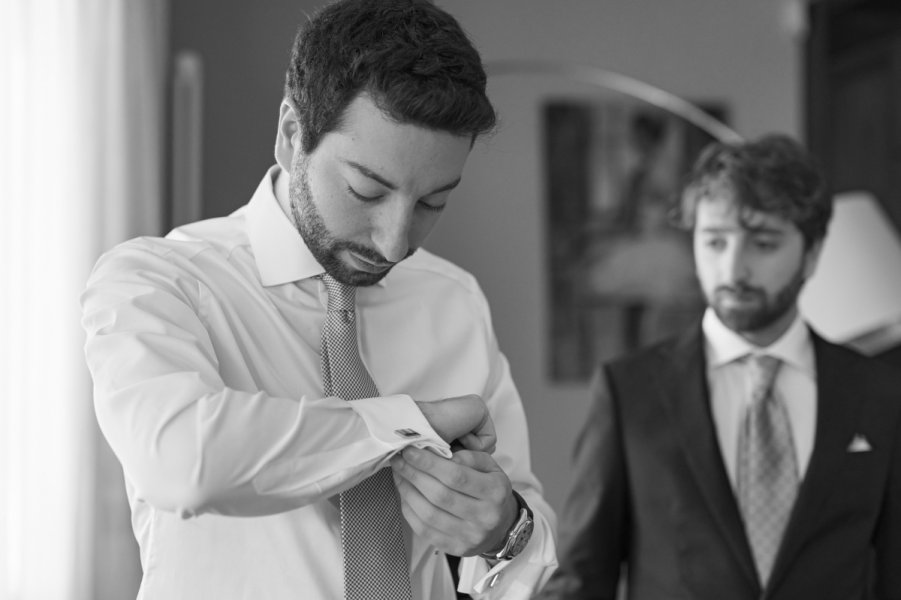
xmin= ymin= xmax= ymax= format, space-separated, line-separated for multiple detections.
xmin=800 ymin=191 xmax=901 ymax=353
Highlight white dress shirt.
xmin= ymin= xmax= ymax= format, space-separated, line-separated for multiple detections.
xmin=81 ymin=166 xmax=557 ymax=600
xmin=703 ymin=309 xmax=818 ymax=488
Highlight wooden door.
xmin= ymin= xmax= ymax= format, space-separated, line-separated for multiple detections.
xmin=806 ymin=0 xmax=901 ymax=230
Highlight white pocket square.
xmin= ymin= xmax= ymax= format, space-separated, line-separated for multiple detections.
xmin=847 ymin=434 xmax=872 ymax=453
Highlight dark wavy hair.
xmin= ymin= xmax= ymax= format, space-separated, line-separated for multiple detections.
xmin=283 ymin=0 xmax=496 ymax=154
xmin=673 ymin=134 xmax=832 ymax=248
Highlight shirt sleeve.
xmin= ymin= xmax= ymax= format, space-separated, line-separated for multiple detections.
xmin=533 ymin=366 xmax=628 ymax=599
xmin=454 ymin=290 xmax=559 ymax=598
xmin=81 ymin=242 xmax=449 ymax=519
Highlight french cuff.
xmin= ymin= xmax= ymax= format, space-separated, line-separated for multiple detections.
xmin=253 ymin=395 xmax=450 ymax=498
xmin=350 ymin=394 xmax=452 ymax=461
xmin=457 ymin=512 xmax=557 ymax=600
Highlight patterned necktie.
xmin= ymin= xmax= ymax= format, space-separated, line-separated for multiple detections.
xmin=320 ymin=274 xmax=413 ymax=600
xmin=736 ymin=354 xmax=799 ymax=586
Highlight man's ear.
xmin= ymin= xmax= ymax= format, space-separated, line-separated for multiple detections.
xmin=274 ymin=98 xmax=302 ymax=171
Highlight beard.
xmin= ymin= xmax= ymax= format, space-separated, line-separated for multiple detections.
xmin=708 ymin=261 xmax=806 ymax=334
xmin=288 ymin=159 xmax=407 ymax=287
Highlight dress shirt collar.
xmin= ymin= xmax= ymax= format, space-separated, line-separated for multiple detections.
xmin=244 ymin=165 xmax=388 ymax=289
xmin=244 ymin=165 xmax=323 ymax=287
xmin=702 ymin=307 xmax=815 ymax=376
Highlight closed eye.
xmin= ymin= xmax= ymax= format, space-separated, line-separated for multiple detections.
xmin=346 ymin=185 xmax=383 ymax=202
xmin=417 ymin=199 xmax=446 ymax=213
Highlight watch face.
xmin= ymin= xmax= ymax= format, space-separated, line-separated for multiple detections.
xmin=508 ymin=519 xmax=534 ymax=558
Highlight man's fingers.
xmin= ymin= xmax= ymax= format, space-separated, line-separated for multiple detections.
xmin=451 ymin=448 xmax=500 ymax=472
xmin=392 ymin=472 xmax=477 ymax=556
xmin=457 ymin=430 xmax=496 ymax=454
xmin=391 ymin=456 xmax=509 ymax=557
xmin=469 ymin=408 xmax=497 ymax=454
xmin=391 ymin=448 xmax=477 ymax=503
xmin=392 ymin=470 xmax=458 ymax=529
xmin=395 ymin=447 xmax=498 ymax=489
xmin=391 ymin=447 xmax=509 ymax=513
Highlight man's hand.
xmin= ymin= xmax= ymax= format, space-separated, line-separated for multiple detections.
xmin=415 ymin=395 xmax=496 ymax=454
xmin=390 ymin=447 xmax=518 ymax=557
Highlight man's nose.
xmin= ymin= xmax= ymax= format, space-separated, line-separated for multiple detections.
xmin=371 ymin=199 xmax=413 ymax=263
xmin=722 ymin=245 xmax=751 ymax=285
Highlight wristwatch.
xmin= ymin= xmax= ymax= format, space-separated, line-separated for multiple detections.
xmin=480 ymin=490 xmax=534 ymax=561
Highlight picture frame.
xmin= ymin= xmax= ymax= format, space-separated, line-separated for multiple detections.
xmin=544 ymin=98 xmax=728 ymax=381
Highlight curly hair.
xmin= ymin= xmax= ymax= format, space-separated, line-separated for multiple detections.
xmin=672 ymin=134 xmax=832 ymax=248
xmin=283 ymin=0 xmax=496 ymax=154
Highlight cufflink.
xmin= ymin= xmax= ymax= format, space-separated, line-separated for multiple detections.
xmin=394 ymin=428 xmax=421 ymax=440
xmin=847 ymin=434 xmax=873 ymax=453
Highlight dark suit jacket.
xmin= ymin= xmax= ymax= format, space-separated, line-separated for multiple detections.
xmin=540 ymin=325 xmax=901 ymax=600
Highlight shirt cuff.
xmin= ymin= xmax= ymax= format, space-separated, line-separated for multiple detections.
xmin=457 ymin=505 xmax=558 ymax=599
xmin=252 ymin=395 xmax=451 ymax=499
xmin=350 ymin=394 xmax=452 ymax=461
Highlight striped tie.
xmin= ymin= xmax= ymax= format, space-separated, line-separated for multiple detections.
xmin=320 ymin=274 xmax=413 ymax=600
xmin=736 ymin=354 xmax=798 ymax=585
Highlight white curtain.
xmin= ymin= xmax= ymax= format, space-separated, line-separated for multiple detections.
xmin=0 ymin=1 xmax=167 ymax=598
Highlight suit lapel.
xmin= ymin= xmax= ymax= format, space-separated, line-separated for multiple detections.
xmin=660 ymin=327 xmax=761 ymax=591
xmin=766 ymin=332 xmax=862 ymax=590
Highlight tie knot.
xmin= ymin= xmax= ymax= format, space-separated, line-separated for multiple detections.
xmin=747 ymin=354 xmax=782 ymax=403
xmin=321 ymin=274 xmax=356 ymax=312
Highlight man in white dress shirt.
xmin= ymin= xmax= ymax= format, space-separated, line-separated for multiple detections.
xmin=539 ymin=134 xmax=901 ymax=600
xmin=80 ymin=1 xmax=556 ymax=598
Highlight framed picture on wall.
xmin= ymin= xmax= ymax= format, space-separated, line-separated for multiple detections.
xmin=544 ymin=98 xmax=728 ymax=381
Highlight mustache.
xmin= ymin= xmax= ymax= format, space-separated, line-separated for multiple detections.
xmin=335 ymin=240 xmax=414 ymax=266
xmin=715 ymin=284 xmax=764 ymax=297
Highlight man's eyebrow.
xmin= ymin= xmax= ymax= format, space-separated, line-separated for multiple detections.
xmin=746 ymin=226 xmax=785 ymax=235
xmin=741 ymin=220 xmax=788 ymax=235
xmin=344 ymin=160 xmax=397 ymax=190
xmin=343 ymin=160 xmax=462 ymax=196
xmin=699 ymin=224 xmax=785 ymax=234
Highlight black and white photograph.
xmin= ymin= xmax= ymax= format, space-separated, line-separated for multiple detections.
xmin=3 ymin=1 xmax=901 ymax=599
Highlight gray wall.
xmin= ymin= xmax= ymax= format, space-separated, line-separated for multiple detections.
xmin=171 ymin=0 xmax=802 ymax=514
xmin=170 ymin=0 xmax=319 ymax=218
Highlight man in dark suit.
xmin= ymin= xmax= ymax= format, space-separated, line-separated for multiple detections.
xmin=539 ymin=134 xmax=901 ymax=600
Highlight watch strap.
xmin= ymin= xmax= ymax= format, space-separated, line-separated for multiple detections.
xmin=479 ymin=490 xmax=534 ymax=561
